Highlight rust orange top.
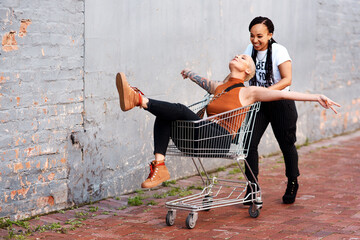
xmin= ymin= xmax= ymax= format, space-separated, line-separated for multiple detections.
xmin=206 ymin=77 xmax=248 ymax=135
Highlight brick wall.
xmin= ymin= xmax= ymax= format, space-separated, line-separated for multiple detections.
xmin=0 ymin=0 xmax=84 ymax=219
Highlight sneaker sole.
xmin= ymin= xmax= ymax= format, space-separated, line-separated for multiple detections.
xmin=116 ymin=72 xmax=128 ymax=111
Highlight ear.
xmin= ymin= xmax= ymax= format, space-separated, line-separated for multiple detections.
xmin=268 ymin=32 xmax=273 ymax=40
xmin=245 ymin=68 xmax=251 ymax=75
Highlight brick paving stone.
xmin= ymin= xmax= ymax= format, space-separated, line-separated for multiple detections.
xmin=1 ymin=131 xmax=360 ymax=239
xmin=323 ymin=234 xmax=360 ymax=240
xmin=0 ymin=228 xmax=9 ymax=237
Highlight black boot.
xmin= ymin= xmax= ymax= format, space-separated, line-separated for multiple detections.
xmin=282 ymin=178 xmax=299 ymax=204
xmin=243 ymin=183 xmax=258 ymax=205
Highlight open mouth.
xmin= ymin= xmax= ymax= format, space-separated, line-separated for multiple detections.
xmin=253 ymin=44 xmax=261 ymax=49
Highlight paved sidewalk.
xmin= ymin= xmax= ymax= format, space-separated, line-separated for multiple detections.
xmin=1 ymin=131 xmax=360 ymax=240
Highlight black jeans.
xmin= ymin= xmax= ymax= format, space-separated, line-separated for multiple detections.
xmin=245 ymin=100 xmax=299 ymax=183
xmin=145 ymin=99 xmax=231 ymax=156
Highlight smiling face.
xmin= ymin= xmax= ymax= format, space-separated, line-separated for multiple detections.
xmin=250 ymin=23 xmax=273 ymax=51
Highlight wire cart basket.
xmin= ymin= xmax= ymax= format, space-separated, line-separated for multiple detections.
xmin=165 ymin=95 xmax=262 ymax=229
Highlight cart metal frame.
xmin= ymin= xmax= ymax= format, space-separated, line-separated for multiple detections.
xmin=165 ymin=96 xmax=262 ymax=229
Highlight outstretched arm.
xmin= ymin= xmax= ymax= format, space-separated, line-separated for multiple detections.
xmin=240 ymin=86 xmax=341 ymax=113
xmin=181 ymin=69 xmax=222 ymax=94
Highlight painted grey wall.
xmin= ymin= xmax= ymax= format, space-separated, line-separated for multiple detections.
xmin=0 ymin=0 xmax=359 ymax=219
xmin=82 ymin=0 xmax=359 ymax=202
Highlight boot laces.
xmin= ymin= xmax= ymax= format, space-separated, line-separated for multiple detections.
xmin=146 ymin=161 xmax=165 ymax=180
xmin=147 ymin=162 xmax=156 ymax=179
xmin=130 ymin=86 xmax=144 ymax=95
xmin=129 ymin=86 xmax=144 ymax=108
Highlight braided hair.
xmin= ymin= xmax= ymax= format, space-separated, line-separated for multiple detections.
xmin=248 ymin=16 xmax=276 ymax=87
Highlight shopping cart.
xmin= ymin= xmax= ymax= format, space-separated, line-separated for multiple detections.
xmin=165 ymin=95 xmax=262 ymax=229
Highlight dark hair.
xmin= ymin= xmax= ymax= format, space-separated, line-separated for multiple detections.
xmin=248 ymin=16 xmax=276 ymax=86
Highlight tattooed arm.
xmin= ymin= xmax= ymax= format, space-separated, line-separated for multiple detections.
xmin=180 ymin=69 xmax=222 ymax=94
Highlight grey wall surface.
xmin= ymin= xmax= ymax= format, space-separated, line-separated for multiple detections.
xmin=0 ymin=0 xmax=359 ymax=219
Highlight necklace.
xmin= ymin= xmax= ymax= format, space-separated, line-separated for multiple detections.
xmin=256 ymin=53 xmax=267 ymax=62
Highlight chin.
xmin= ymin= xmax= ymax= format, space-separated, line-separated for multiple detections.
xmin=229 ymin=63 xmax=235 ymax=72
xmin=229 ymin=61 xmax=236 ymax=67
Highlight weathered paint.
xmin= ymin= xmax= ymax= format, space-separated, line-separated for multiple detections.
xmin=36 ymin=196 xmax=54 ymax=207
xmin=18 ymin=19 xmax=31 ymax=38
xmin=2 ymin=31 xmax=18 ymax=52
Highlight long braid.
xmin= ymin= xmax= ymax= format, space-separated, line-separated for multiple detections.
xmin=265 ymin=38 xmax=276 ymax=86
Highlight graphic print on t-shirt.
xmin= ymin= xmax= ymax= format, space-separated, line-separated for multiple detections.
xmin=256 ymin=60 xmax=270 ymax=87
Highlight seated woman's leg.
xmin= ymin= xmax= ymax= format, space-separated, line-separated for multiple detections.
xmin=194 ymin=121 xmax=233 ymax=157
xmin=116 ymin=72 xmax=143 ymax=111
xmin=141 ymin=101 xmax=201 ymax=188
xmin=146 ymin=99 xmax=201 ymax=121
xmin=116 ymin=72 xmax=200 ymax=188
xmin=141 ymin=117 xmax=171 ymax=188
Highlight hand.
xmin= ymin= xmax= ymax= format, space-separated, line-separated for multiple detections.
xmin=317 ymin=95 xmax=341 ymax=114
xmin=181 ymin=69 xmax=191 ymax=79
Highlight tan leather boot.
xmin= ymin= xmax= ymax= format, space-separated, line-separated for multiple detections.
xmin=141 ymin=161 xmax=170 ymax=188
xmin=116 ymin=72 xmax=144 ymax=111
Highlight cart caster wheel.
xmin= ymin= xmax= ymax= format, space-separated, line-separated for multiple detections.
xmin=248 ymin=204 xmax=260 ymax=218
xmin=166 ymin=211 xmax=175 ymax=226
xmin=202 ymin=195 xmax=213 ymax=211
xmin=185 ymin=213 xmax=197 ymax=229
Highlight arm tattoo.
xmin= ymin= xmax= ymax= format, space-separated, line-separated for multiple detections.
xmin=187 ymin=71 xmax=213 ymax=93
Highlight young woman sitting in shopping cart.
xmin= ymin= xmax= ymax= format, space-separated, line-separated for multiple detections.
xmin=115 ymin=54 xmax=340 ymax=189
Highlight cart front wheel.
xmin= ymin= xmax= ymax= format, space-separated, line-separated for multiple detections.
xmin=185 ymin=213 xmax=197 ymax=229
xmin=248 ymin=204 xmax=260 ymax=218
xmin=166 ymin=211 xmax=175 ymax=226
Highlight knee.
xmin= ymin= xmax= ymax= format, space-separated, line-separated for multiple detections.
xmin=276 ymin=128 xmax=297 ymax=147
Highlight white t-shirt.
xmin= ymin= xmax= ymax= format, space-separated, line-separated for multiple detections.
xmin=244 ymin=43 xmax=291 ymax=91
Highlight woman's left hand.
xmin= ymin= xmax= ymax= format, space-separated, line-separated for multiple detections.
xmin=317 ymin=95 xmax=341 ymax=114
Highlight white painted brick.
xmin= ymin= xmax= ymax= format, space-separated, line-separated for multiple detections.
xmin=0 ymin=0 xmax=84 ymax=219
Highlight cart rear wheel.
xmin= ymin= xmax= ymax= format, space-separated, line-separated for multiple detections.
xmin=185 ymin=214 xmax=196 ymax=229
xmin=248 ymin=204 xmax=260 ymax=218
xmin=166 ymin=211 xmax=175 ymax=226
